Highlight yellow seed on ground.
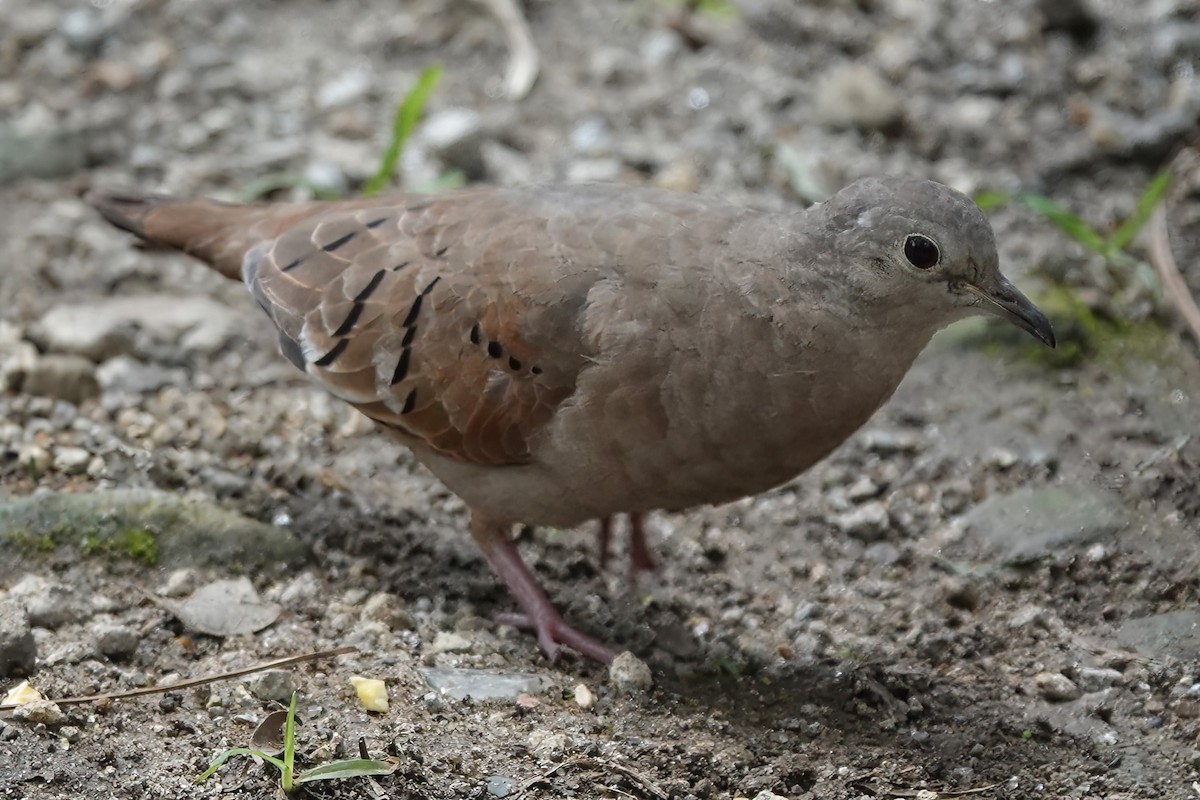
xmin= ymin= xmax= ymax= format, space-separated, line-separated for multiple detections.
xmin=349 ymin=676 xmax=389 ymax=713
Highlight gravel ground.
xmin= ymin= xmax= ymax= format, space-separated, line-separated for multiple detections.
xmin=2 ymin=1 xmax=1200 ymax=798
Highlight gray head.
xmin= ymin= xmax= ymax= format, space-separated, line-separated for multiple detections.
xmin=810 ymin=176 xmax=1055 ymax=347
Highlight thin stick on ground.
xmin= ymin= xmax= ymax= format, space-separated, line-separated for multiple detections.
xmin=1147 ymin=203 xmax=1200 ymax=348
xmin=477 ymin=0 xmax=540 ymax=99
xmin=0 ymin=646 xmax=357 ymax=711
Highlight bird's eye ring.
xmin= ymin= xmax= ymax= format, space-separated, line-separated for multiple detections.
xmin=903 ymin=234 xmax=940 ymax=269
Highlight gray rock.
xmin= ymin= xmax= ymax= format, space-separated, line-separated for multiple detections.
xmin=12 ymin=698 xmax=66 ymax=726
xmin=359 ymin=592 xmax=416 ymax=631
xmin=608 ymin=651 xmax=653 ymax=694
xmin=316 ymin=69 xmax=371 ymax=111
xmin=247 ymin=669 xmax=298 ymax=703
xmin=813 ymin=65 xmax=902 ymax=132
xmin=52 ymin=446 xmax=92 ymax=476
xmin=19 ymin=354 xmax=99 ymax=405
xmin=1116 ymin=611 xmax=1200 ymax=661
xmin=430 ymin=631 xmax=473 ymax=654
xmin=0 ymin=489 xmax=308 ymax=570
xmin=32 ymin=296 xmax=241 ymax=362
xmin=9 ymin=574 xmax=84 ymax=629
xmin=486 ymin=775 xmax=516 ymax=797
xmin=278 ymin=572 xmax=321 ymax=608
xmin=860 ymin=429 xmax=923 ymax=455
xmin=0 ymin=129 xmax=88 ymax=185
xmin=961 ymin=486 xmax=1128 ymax=562
xmin=833 ymin=501 xmax=891 ymax=542
xmin=0 ymin=599 xmax=36 ymax=677
xmin=95 ymin=356 xmax=174 ymax=395
xmin=59 ymin=7 xmax=108 ymax=53
xmin=419 ymin=667 xmax=551 ymax=702
xmin=1075 ymin=667 xmax=1123 ymax=693
xmin=93 ymin=622 xmax=139 ymax=660
xmin=1035 ymin=671 xmax=1081 ymax=702
xmin=570 ymin=118 xmax=614 ymax=156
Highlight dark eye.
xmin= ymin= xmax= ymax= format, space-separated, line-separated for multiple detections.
xmin=903 ymin=234 xmax=940 ymax=269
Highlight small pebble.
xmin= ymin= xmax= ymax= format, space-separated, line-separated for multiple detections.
xmin=53 ymin=447 xmax=92 ymax=475
xmin=430 ymin=631 xmax=473 ymax=654
xmin=528 ymin=728 xmax=571 ymax=759
xmin=608 ymin=651 xmax=652 ymax=694
xmin=247 ymin=669 xmax=298 ymax=703
xmin=1075 ymin=667 xmax=1123 ymax=693
xmin=13 ymin=698 xmax=66 ymax=726
xmin=573 ymin=683 xmax=595 ymax=709
xmin=486 ymin=775 xmax=516 ymax=797
xmin=1035 ymin=671 xmax=1082 ymax=702
xmin=359 ymin=592 xmax=416 ymax=631
xmin=93 ymin=622 xmax=139 ymax=661
xmin=0 ymin=599 xmax=36 ymax=677
xmin=833 ymin=501 xmax=890 ymax=541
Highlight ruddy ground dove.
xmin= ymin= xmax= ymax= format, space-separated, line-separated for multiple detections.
xmin=86 ymin=178 xmax=1054 ymax=663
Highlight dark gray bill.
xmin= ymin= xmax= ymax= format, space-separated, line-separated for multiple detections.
xmin=964 ymin=276 xmax=1056 ymax=348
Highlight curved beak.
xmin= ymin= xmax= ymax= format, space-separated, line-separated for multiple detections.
xmin=962 ymin=275 xmax=1056 ymax=348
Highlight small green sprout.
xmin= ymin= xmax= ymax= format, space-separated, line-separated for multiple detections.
xmin=977 ymin=171 xmax=1171 ymax=292
xmin=195 ymin=692 xmax=396 ymax=791
xmin=363 ymin=65 xmax=443 ymax=197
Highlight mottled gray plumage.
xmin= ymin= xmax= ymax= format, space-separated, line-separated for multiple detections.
xmin=86 ymin=177 xmax=1053 ymax=662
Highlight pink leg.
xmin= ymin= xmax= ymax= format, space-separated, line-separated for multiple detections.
xmin=597 ymin=515 xmax=615 ymax=569
xmin=471 ymin=513 xmax=615 ymax=663
xmin=627 ymin=513 xmax=657 ymax=577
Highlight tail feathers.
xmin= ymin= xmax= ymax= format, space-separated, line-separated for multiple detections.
xmin=83 ymin=191 xmax=176 ymax=239
xmin=84 ymin=190 xmax=302 ymax=281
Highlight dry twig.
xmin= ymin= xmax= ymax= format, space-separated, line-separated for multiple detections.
xmin=0 ymin=646 xmax=357 ymax=711
xmin=1146 ymin=202 xmax=1200 ymax=348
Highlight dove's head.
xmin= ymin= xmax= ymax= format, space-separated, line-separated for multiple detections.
xmin=812 ymin=176 xmax=1055 ymax=348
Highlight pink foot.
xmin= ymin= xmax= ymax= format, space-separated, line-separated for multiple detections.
xmin=595 ymin=513 xmax=658 ymax=581
xmin=472 ymin=513 xmax=616 ymax=663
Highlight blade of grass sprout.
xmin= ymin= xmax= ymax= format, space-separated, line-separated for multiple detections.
xmin=1109 ymin=171 xmax=1171 ymax=252
xmin=281 ymin=692 xmax=297 ymax=791
xmin=1016 ymin=193 xmax=1108 ymax=254
xmin=296 ymin=758 xmax=399 ymax=783
xmin=973 ymin=191 xmax=1011 ymax=212
xmin=194 ymin=748 xmax=286 ymax=783
xmin=363 ymin=66 xmax=443 ymax=197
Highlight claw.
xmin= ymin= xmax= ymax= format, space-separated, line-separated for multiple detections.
xmin=473 ymin=513 xmax=616 ymax=663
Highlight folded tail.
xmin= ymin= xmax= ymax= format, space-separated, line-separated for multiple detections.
xmin=83 ymin=190 xmax=328 ymax=280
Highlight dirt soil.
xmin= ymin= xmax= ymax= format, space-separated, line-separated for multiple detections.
xmin=2 ymin=0 xmax=1200 ymax=798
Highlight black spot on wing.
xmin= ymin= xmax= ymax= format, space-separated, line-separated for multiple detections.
xmin=401 ymin=388 xmax=417 ymax=414
xmin=322 ymin=231 xmax=356 ymax=253
xmin=314 ymin=338 xmax=349 ymax=367
xmin=354 ymin=270 xmax=386 ymax=303
xmin=487 ymin=341 xmax=503 ymax=358
xmin=401 ymin=295 xmax=424 ymax=328
xmin=365 ymin=217 xmax=388 ymax=229
xmin=390 ymin=348 xmax=411 ymax=385
xmin=332 ymin=304 xmax=364 ymax=338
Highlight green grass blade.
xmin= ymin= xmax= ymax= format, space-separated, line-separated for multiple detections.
xmin=1016 ymin=193 xmax=1107 ymax=254
xmin=363 ymin=65 xmax=443 ymax=197
xmin=973 ymin=191 xmax=1011 ymax=212
xmin=1108 ymin=171 xmax=1171 ymax=252
xmin=296 ymin=758 xmax=399 ymax=783
xmin=194 ymin=748 xmax=286 ymax=783
xmin=282 ymin=692 xmax=297 ymax=791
